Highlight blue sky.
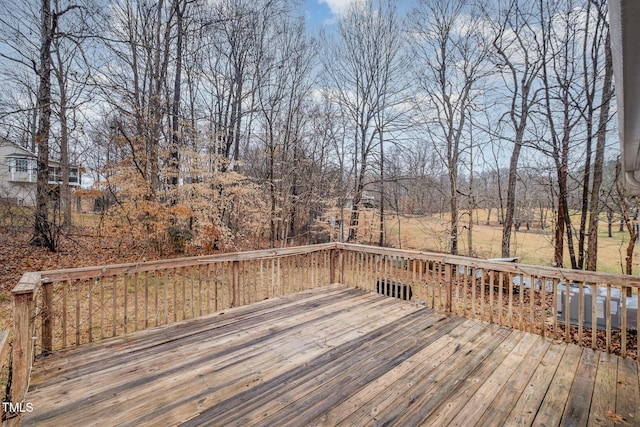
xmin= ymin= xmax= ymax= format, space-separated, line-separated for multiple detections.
xmin=303 ymin=0 xmax=413 ymax=32
xmin=304 ymin=0 xmax=337 ymax=31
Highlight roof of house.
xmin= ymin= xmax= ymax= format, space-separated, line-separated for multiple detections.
xmin=610 ymin=0 xmax=640 ymax=195
xmin=0 ymin=138 xmax=35 ymax=157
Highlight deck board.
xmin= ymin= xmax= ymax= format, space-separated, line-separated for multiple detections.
xmin=20 ymin=284 xmax=640 ymax=427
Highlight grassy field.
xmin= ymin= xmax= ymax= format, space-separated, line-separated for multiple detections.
xmin=354 ymin=209 xmax=638 ymax=275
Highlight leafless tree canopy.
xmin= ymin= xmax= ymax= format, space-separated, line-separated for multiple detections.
xmin=0 ymin=0 xmax=631 ymax=271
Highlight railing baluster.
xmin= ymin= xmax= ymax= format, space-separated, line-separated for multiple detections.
xmin=155 ymin=271 xmax=159 ymax=327
xmin=489 ymin=270 xmax=494 ymax=324
xmin=519 ymin=274 xmax=525 ymax=332
xmin=273 ymin=258 xmax=278 ymax=296
xmin=529 ymin=275 xmax=534 ymax=334
xmin=471 ymin=267 xmax=476 ymax=319
xmin=461 ymin=267 xmax=466 ymax=316
xmin=134 ymin=272 xmax=139 ymax=331
xmin=164 ymin=270 xmax=169 ymax=324
xmin=99 ymin=277 xmax=104 ymax=340
xmin=552 ymin=278 xmax=558 ymax=339
xmin=541 ymin=275 xmax=546 ymax=338
xmin=190 ymin=266 xmax=195 ymax=318
xmin=498 ymin=272 xmax=503 ymax=326
xmin=446 ymin=264 xmax=452 ymax=312
xmin=621 ymin=286 xmax=627 ymax=358
xmin=124 ymin=274 xmax=129 ymax=334
xmin=509 ymin=273 xmax=514 ymax=330
xmin=277 ymin=257 xmax=281 ymax=296
xmin=88 ymin=279 xmax=93 ymax=343
xmin=112 ymin=276 xmax=117 ymax=337
xmin=221 ymin=262 xmax=226 ymax=310
xmin=564 ymin=282 xmax=570 ymax=343
xmin=578 ymin=282 xmax=584 ymax=346
xmin=480 ymin=268 xmax=485 ymax=320
xmin=75 ymin=280 xmax=81 ymax=345
xmin=144 ymin=272 xmax=149 ymax=329
xmin=592 ymin=282 xmax=598 ymax=349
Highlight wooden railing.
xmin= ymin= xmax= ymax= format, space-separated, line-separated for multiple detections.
xmin=7 ymin=242 xmax=640 ymax=419
xmin=8 ymin=243 xmax=336 ymax=411
xmin=336 ymin=243 xmax=640 ymax=359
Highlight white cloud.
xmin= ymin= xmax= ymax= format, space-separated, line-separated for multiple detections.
xmin=320 ymin=0 xmax=364 ymax=16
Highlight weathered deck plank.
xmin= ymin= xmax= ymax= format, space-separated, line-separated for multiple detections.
xmin=20 ymin=284 xmax=640 ymax=427
xmin=616 ymin=357 xmax=640 ymax=425
xmin=588 ymin=352 xmax=618 ymax=427
xmin=474 ymin=334 xmax=552 ymax=426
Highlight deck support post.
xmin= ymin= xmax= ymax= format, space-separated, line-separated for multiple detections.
xmin=232 ymin=260 xmax=240 ymax=307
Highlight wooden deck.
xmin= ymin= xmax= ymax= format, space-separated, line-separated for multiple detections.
xmin=21 ymin=284 xmax=640 ymax=426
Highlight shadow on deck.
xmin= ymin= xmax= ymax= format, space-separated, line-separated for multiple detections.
xmin=20 ymin=284 xmax=639 ymax=426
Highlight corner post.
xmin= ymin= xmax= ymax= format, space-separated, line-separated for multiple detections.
xmin=10 ymin=289 xmax=35 ymax=409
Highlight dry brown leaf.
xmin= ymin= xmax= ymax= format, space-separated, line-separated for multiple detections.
xmin=605 ymin=410 xmax=629 ymax=425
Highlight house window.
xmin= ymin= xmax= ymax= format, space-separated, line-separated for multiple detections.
xmin=15 ymin=159 xmax=28 ymax=172
xmin=69 ymin=167 xmax=79 ymax=183
xmin=49 ymin=166 xmax=62 ymax=182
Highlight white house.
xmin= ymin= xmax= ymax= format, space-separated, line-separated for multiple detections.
xmin=0 ymin=138 xmax=81 ymax=206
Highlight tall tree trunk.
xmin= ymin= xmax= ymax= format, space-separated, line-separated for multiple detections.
xmin=449 ymin=173 xmax=458 ymax=255
xmin=378 ymin=130 xmax=385 ymax=247
xmin=348 ymin=159 xmax=367 ymax=242
xmin=560 ymin=134 xmax=578 ymax=269
xmin=586 ymin=29 xmax=613 ymax=271
xmin=169 ymin=0 xmax=186 ymax=191
xmin=616 ymin=159 xmax=638 ymax=275
xmin=31 ymin=0 xmax=56 ymax=251
xmin=53 ymin=42 xmax=71 ymax=227
xmin=502 ymin=141 xmax=521 ymax=257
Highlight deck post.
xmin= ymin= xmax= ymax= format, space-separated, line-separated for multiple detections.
xmin=10 ymin=288 xmax=36 ymax=416
xmin=232 ymin=260 xmax=240 ymax=307
xmin=0 ymin=330 xmax=9 ymax=422
xmin=42 ymin=282 xmax=53 ymax=353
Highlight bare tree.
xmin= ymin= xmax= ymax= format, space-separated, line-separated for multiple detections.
xmin=539 ymin=0 xmax=585 ymax=269
xmin=411 ymin=0 xmax=489 ymax=255
xmin=584 ymin=0 xmax=614 ymax=271
xmin=252 ymin=12 xmax=313 ymax=246
xmin=487 ymin=0 xmax=544 ymax=258
xmin=321 ymin=0 xmax=405 ymax=242
xmin=537 ymin=0 xmax=614 ymax=270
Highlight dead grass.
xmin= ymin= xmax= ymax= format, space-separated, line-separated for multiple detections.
xmin=373 ymin=210 xmax=638 ymax=275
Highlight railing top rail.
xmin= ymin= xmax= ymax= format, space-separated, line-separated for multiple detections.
xmin=12 ymin=241 xmax=640 ymax=293
xmin=337 ymin=243 xmax=640 ymax=288
xmin=30 ymin=242 xmax=336 ymax=285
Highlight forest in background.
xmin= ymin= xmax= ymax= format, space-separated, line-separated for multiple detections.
xmin=0 ymin=0 xmax=638 ymax=274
